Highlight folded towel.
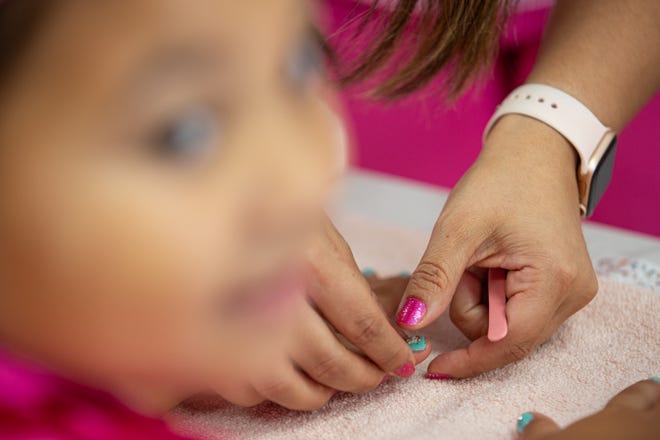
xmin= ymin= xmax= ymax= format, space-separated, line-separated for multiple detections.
xmin=170 ymin=215 xmax=660 ymax=440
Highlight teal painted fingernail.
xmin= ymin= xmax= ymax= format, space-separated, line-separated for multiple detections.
xmin=651 ymin=377 xmax=660 ymax=383
xmin=405 ymin=335 xmax=426 ymax=352
xmin=362 ymin=268 xmax=376 ymax=276
xmin=517 ymin=412 xmax=534 ymax=433
xmin=399 ymin=271 xmax=411 ymax=277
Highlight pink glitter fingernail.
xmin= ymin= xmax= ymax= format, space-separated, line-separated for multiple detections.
xmin=426 ymin=373 xmax=452 ymax=380
xmin=394 ymin=362 xmax=415 ymax=378
xmin=396 ymin=297 xmax=426 ymax=326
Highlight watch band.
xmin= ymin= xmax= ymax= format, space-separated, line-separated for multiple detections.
xmin=483 ymin=83 xmax=612 ymax=176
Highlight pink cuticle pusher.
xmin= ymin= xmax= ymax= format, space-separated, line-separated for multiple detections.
xmin=487 ymin=268 xmax=508 ymax=342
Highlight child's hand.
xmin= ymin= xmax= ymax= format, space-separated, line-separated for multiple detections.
xmin=517 ymin=379 xmax=660 ymax=440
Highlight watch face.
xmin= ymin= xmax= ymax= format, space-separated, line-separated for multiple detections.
xmin=586 ymin=135 xmax=617 ymax=217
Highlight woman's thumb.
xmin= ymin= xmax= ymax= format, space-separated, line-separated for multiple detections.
xmin=396 ymin=215 xmax=482 ymax=329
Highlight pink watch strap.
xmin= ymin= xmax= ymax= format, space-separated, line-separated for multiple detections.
xmin=483 ymin=84 xmax=611 ymax=176
xmin=487 ymin=268 xmax=508 ymax=342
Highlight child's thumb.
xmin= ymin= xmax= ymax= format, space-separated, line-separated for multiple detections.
xmin=516 ymin=412 xmax=561 ymax=439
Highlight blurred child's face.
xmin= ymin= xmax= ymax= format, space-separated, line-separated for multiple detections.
xmin=0 ymin=0 xmax=339 ymax=411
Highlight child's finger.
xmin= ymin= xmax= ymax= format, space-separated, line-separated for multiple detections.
xmin=371 ymin=275 xmax=411 ymax=316
xmin=449 ymin=271 xmax=489 ymax=341
xmin=516 ymin=412 xmax=561 ymax=439
xmin=361 ymin=267 xmax=378 ymax=283
xmin=406 ymin=335 xmax=433 ymax=365
xmin=604 ymin=378 xmax=660 ymax=412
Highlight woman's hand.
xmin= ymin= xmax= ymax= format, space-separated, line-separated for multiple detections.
xmin=301 ymin=217 xmax=428 ymax=376
xmin=222 ymin=221 xmax=430 ymax=410
xmin=396 ymin=114 xmax=598 ymax=378
xmin=517 ymin=379 xmax=660 ymax=439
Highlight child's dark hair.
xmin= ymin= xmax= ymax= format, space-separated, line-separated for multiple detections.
xmin=0 ymin=1 xmax=54 ymax=89
xmin=327 ymin=0 xmax=516 ymax=100
xmin=0 ymin=0 xmax=514 ymax=101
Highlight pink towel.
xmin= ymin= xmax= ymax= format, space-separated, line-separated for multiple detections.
xmin=170 ymin=215 xmax=660 ymax=439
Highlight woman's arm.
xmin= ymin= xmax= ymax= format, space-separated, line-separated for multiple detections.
xmin=395 ymin=0 xmax=660 ymax=377
xmin=301 ymin=0 xmax=660 ymax=386
xmin=529 ymin=0 xmax=660 ymax=131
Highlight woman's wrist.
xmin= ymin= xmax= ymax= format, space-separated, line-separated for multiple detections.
xmin=480 ymin=113 xmax=579 ymax=192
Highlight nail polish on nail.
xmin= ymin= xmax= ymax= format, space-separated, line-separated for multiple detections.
xmin=517 ymin=412 xmax=534 ymax=433
xmin=361 ymin=268 xmax=376 ymax=276
xmin=406 ymin=335 xmax=426 ymax=352
xmin=651 ymin=376 xmax=660 ymax=383
xmin=379 ymin=375 xmax=389 ymax=385
xmin=397 ymin=297 xmax=426 ymax=326
xmin=399 ymin=271 xmax=411 ymax=277
xmin=425 ymin=373 xmax=452 ymax=380
xmin=394 ymin=362 xmax=415 ymax=378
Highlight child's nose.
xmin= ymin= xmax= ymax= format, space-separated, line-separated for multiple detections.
xmin=234 ymin=94 xmax=345 ymax=257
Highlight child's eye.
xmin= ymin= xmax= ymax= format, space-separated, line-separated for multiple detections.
xmin=286 ymin=36 xmax=324 ymax=92
xmin=152 ymin=107 xmax=221 ymax=161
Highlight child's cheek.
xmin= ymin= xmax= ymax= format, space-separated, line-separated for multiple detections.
xmin=0 ymin=152 xmax=242 ymax=378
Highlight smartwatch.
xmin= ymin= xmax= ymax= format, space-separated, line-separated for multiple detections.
xmin=483 ymin=83 xmax=617 ymax=217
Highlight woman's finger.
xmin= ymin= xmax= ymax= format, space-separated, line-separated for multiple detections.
xmin=252 ymin=360 xmax=334 ymax=410
xmin=292 ymin=303 xmax=386 ymax=394
xmin=426 ymin=288 xmax=554 ymax=378
xmin=307 ymin=221 xmax=415 ymax=377
xmin=449 ymin=271 xmax=489 ymax=341
xmin=369 ymin=275 xmax=434 ymax=364
xmin=516 ymin=412 xmax=561 ymax=439
xmin=395 ymin=212 xmax=487 ymax=330
xmin=212 ymin=383 xmax=265 ymax=408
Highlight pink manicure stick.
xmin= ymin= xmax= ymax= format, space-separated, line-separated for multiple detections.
xmin=487 ymin=268 xmax=508 ymax=342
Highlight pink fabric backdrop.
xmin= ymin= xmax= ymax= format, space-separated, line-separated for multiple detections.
xmin=328 ymin=1 xmax=660 ymax=237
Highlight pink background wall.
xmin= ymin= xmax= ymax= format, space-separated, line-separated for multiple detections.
xmin=328 ymin=1 xmax=660 ymax=237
